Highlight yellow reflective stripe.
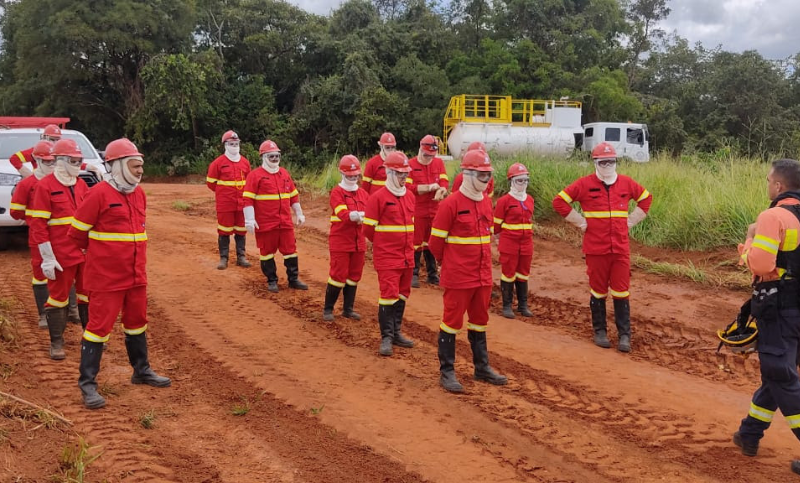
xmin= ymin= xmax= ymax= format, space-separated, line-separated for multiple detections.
xmin=334 ymin=204 xmax=348 ymax=214
xmin=9 ymin=202 xmax=25 ymax=211
xmin=749 ymin=402 xmax=775 ymax=423
xmin=370 ymin=180 xmax=386 ymax=186
xmin=501 ymin=223 xmax=533 ymax=230
xmin=77 ymin=294 xmax=89 ymax=303
xmin=287 ymin=189 xmax=299 ymax=198
xmin=233 ymin=226 xmax=247 ymax=232
xmin=467 ymin=323 xmax=486 ymax=332
xmin=345 ymin=279 xmax=358 ymax=286
xmin=327 ymin=277 xmax=346 ymax=288
xmin=48 ymin=217 xmax=75 ymax=226
xmin=362 ymin=176 xmax=373 ymax=182
xmin=47 ymin=297 xmax=69 ymax=308
xmin=26 ymin=209 xmax=51 ymax=219
xmin=778 ymin=267 xmax=787 ymax=277
xmin=636 ymin=190 xmax=651 ymax=202
xmin=753 ymin=234 xmax=780 ymax=255
xmin=363 ymin=217 xmax=378 ymax=226
xmin=32 ymin=276 xmax=48 ymax=285
xmin=558 ymin=190 xmax=573 ymax=203
xmin=500 ymin=273 xmax=516 ymax=282
xmin=330 ymin=216 xmax=342 ymax=223
xmin=783 ymin=229 xmax=799 ymax=251
xmin=123 ymin=324 xmax=147 ymax=336
xmin=216 ymin=180 xmax=246 ymax=187
xmin=13 ymin=151 xmax=24 ymax=161
xmin=406 ymin=178 xmax=414 ymax=184
xmin=88 ymin=231 xmax=148 ymax=242
xmin=243 ymin=191 xmax=256 ymax=199
xmin=439 ymin=174 xmax=449 ymax=181
xmin=515 ymin=272 xmax=529 ymax=281
xmin=431 ymin=228 xmax=448 ymax=238
xmin=590 ymin=289 xmax=607 ymax=299
xmin=259 ymin=254 xmax=274 ymax=261
xmin=206 ymin=176 xmax=218 ymax=183
xmin=609 ymin=288 xmax=630 ymax=298
xmin=445 ymin=235 xmax=491 ymax=245
xmin=439 ymin=322 xmax=460 ymax=334
xmin=374 ymin=225 xmax=414 ymax=232
xmin=493 ymin=217 xmax=503 ymax=225
xmin=71 ymin=218 xmax=93 ymax=231
xmin=283 ymin=253 xmax=297 ymax=259
xmin=217 ymin=224 xmax=234 ymax=232
xmin=379 ymin=297 xmax=398 ymax=305
xmin=584 ymin=211 xmax=629 ymax=219
xmin=399 ymin=294 xmax=408 ymax=301
xmin=248 ymin=192 xmax=298 ymax=200
xmin=786 ymin=414 xmax=800 ymax=429
xmin=83 ymin=330 xmax=110 ymax=343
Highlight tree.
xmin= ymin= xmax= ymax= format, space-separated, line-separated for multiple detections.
xmin=624 ymin=0 xmax=671 ymax=85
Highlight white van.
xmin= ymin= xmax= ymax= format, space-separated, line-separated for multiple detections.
xmin=583 ymin=122 xmax=650 ymax=162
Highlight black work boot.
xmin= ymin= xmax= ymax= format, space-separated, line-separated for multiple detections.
xmin=260 ymin=258 xmax=279 ymax=293
xmin=378 ymin=304 xmax=395 ymax=356
xmin=423 ymin=250 xmax=439 ymax=285
xmin=614 ymin=298 xmax=631 ymax=353
xmin=438 ymin=330 xmax=463 ymax=393
xmin=500 ymin=281 xmax=515 ymax=319
xmin=217 ymin=235 xmax=230 ymax=270
xmin=392 ymin=299 xmax=414 ymax=348
xmin=234 ymin=234 xmax=251 ymax=267
xmin=411 ymin=251 xmax=421 ymax=288
xmin=68 ymin=286 xmax=80 ymax=324
xmin=791 ymin=460 xmax=800 ymax=475
xmin=469 ymin=330 xmax=508 ymax=385
xmin=590 ymin=297 xmax=611 ymax=348
xmin=342 ymin=284 xmax=361 ymax=320
xmin=125 ymin=333 xmax=171 ymax=387
xmin=32 ymin=284 xmax=49 ymax=329
xmin=323 ymin=284 xmax=342 ymax=321
xmin=45 ymin=307 xmax=67 ymax=360
xmin=515 ymin=281 xmax=533 ymax=317
xmin=733 ymin=431 xmax=759 ymax=457
xmin=78 ymin=339 xmax=107 ymax=409
xmin=78 ymin=304 xmax=89 ymax=330
xmin=285 ymin=257 xmax=308 ymax=290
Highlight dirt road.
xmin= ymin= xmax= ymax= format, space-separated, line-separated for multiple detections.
xmin=1 ymin=182 xmax=796 ymax=482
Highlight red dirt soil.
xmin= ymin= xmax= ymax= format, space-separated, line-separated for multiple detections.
xmin=0 ymin=183 xmax=796 ymax=482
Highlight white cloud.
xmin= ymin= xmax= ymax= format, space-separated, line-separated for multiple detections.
xmin=290 ymin=0 xmax=343 ymax=15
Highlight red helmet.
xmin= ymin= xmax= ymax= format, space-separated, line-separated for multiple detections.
xmin=52 ymin=138 xmax=82 ymax=158
xmin=467 ymin=141 xmax=486 ymax=152
xmin=383 ymin=151 xmax=412 ymax=173
xmin=460 ymin=149 xmax=492 ymax=172
xmin=379 ymin=132 xmax=396 ymax=146
xmin=339 ymin=155 xmax=361 ymax=175
xmin=507 ymin=163 xmax=529 ymax=180
xmin=105 ymin=138 xmax=143 ymax=162
xmin=591 ymin=142 xmax=616 ymax=160
xmin=32 ymin=140 xmax=54 ymax=161
xmin=42 ymin=124 xmax=62 ymax=140
xmin=420 ymin=134 xmax=438 ymax=155
xmin=259 ymin=139 xmax=280 ymax=154
xmin=221 ymin=130 xmax=239 ymax=144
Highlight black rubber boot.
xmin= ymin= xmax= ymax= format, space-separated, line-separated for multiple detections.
xmin=260 ymin=258 xmax=279 ymax=293
xmin=378 ymin=304 xmax=395 ymax=356
xmin=342 ymin=284 xmax=361 ymax=320
xmin=500 ymin=281 xmax=515 ymax=319
xmin=423 ymin=250 xmax=439 ymax=285
xmin=791 ymin=460 xmax=800 ymax=475
xmin=733 ymin=431 xmax=759 ymax=457
xmin=411 ymin=251 xmax=421 ymax=288
xmin=323 ymin=284 xmax=342 ymax=321
xmin=32 ymin=284 xmax=49 ymax=329
xmin=45 ymin=307 xmax=67 ymax=360
xmin=469 ymin=330 xmax=507 ymax=385
xmin=614 ymin=298 xmax=631 ymax=353
xmin=438 ymin=330 xmax=463 ymax=393
xmin=392 ymin=299 xmax=414 ymax=348
xmin=515 ymin=281 xmax=533 ymax=317
xmin=125 ymin=333 xmax=171 ymax=387
xmin=78 ymin=304 xmax=89 ymax=330
xmin=68 ymin=286 xmax=80 ymax=324
xmin=234 ymin=234 xmax=251 ymax=267
xmin=217 ymin=235 xmax=230 ymax=270
xmin=78 ymin=339 xmax=107 ymax=409
xmin=285 ymin=257 xmax=308 ymax=290
xmin=590 ymin=297 xmax=611 ymax=348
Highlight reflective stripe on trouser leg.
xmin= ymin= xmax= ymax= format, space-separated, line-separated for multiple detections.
xmin=30 ymin=246 xmax=47 ymax=284
xmin=586 ymin=253 xmax=630 ymax=300
xmin=329 ymin=251 xmax=366 ymax=287
xmin=255 ymin=228 xmax=297 ymax=258
xmin=83 ymin=286 xmax=148 ymax=343
xmin=377 ymin=268 xmax=412 ymax=305
xmin=740 ymin=344 xmax=800 ymax=442
xmin=217 ymin=211 xmax=244 ymax=236
xmin=441 ymin=286 xmax=491 ymax=334
xmin=45 ymin=264 xmax=84 ymax=308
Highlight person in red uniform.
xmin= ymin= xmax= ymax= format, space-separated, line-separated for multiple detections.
xmin=27 ymin=139 xmax=90 ymax=360
xmin=323 ymin=155 xmax=369 ymax=321
xmin=69 ymin=138 xmax=171 ymax=409
xmin=361 ymin=132 xmax=397 ymax=195
xmin=429 ymin=149 xmax=507 ymax=393
xmin=207 ymin=130 xmax=252 ymax=270
xmin=10 ymin=124 xmax=62 ymax=178
xmin=10 ymin=141 xmax=56 ymax=329
xmin=494 ymin=163 xmax=534 ymax=319
xmin=408 ymin=134 xmax=449 ymax=288
xmin=452 ymin=142 xmax=495 ymax=198
xmin=363 ymin=151 xmax=416 ymax=356
xmin=243 ymin=140 xmax=308 ymax=293
xmin=552 ymin=142 xmax=652 ymax=352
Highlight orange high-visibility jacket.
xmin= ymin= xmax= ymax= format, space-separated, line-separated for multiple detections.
xmin=740 ymin=197 xmax=800 ymax=281
xmin=329 ymin=185 xmax=369 ymax=252
xmin=363 ymin=187 xmax=415 ymax=270
xmin=206 ymin=154 xmax=251 ymax=212
xmin=27 ymin=174 xmax=88 ymax=268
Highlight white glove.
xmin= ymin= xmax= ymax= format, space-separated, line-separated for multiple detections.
xmin=85 ymin=163 xmax=103 ymax=179
xmin=38 ymin=242 xmax=63 ymax=280
xmin=19 ymin=164 xmax=33 ymax=179
xmin=565 ymin=209 xmax=587 ymax=233
xmin=349 ymin=211 xmax=363 ymax=223
xmin=243 ymin=206 xmax=259 ymax=234
xmin=433 ymin=186 xmax=447 ymax=201
xmin=628 ymin=206 xmax=647 ymax=228
xmin=291 ymin=202 xmax=305 ymax=227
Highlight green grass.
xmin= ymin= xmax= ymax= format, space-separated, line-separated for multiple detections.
xmin=231 ymin=397 xmax=251 ymax=416
xmin=171 ymin=200 xmax=191 ymax=211
xmin=139 ymin=410 xmax=157 ymax=429
xmin=58 ymin=437 xmax=103 ymax=483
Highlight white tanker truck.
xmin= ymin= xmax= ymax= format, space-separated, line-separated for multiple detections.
xmin=442 ymin=95 xmax=650 ymax=162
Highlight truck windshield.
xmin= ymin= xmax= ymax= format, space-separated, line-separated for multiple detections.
xmin=0 ymin=132 xmax=98 ymax=160
xmin=627 ymin=128 xmax=645 ymax=145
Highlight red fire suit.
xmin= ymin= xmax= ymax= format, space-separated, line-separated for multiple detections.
xmin=243 ymin=167 xmax=300 ymax=260
xmin=552 ymin=174 xmax=652 ymax=299
xmin=452 ymin=173 xmax=494 ymax=198
xmin=363 ymin=187 xmax=415 ymax=304
xmin=9 ymin=147 xmax=36 ymax=171
xmin=207 ymin=154 xmax=251 ymax=236
xmin=408 ymin=156 xmax=448 ymax=251
xmin=10 ymin=175 xmax=47 ymax=285
xmin=429 ymin=191 xmax=494 ymax=333
xmin=361 ymin=154 xmax=387 ymax=195
xmin=329 ymin=185 xmax=369 ymax=287
xmin=493 ymin=194 xmax=534 ymax=283
xmin=27 ymin=175 xmax=89 ymax=308
xmin=69 ymin=182 xmax=148 ymax=342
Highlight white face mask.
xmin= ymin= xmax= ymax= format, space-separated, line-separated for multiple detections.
xmin=595 ymin=160 xmax=617 ymax=183
xmin=340 ymin=173 xmax=359 ymax=191
xmin=510 ymin=176 xmax=528 ymax=199
xmin=262 ymin=153 xmax=280 ymax=173
xmin=110 ymin=157 xmax=142 ymax=193
xmin=225 ymin=144 xmax=241 ymax=162
xmin=35 ymin=159 xmax=56 ymax=179
xmin=54 ymin=156 xmax=80 ymax=185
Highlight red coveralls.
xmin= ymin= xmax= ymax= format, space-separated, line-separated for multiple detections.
xmin=552 ymin=174 xmax=652 ymax=299
xmin=9 ymin=147 xmax=36 ymax=171
xmin=328 ymin=185 xmax=369 ymax=287
xmin=361 ymin=154 xmax=387 ymax=195
xmin=363 ymin=187 xmax=415 ymax=304
xmin=452 ymin=173 xmax=494 ymax=198
xmin=206 ymin=154 xmax=251 ymax=235
xmin=243 ymin=167 xmax=299 ymax=259
xmin=27 ymin=174 xmax=89 ymax=308
xmin=407 ymin=155 xmax=449 ymax=251
xmin=69 ymin=182 xmax=148 ymax=342
xmin=493 ymin=194 xmax=534 ymax=283
xmin=10 ymin=175 xmax=47 ymax=285
xmin=429 ymin=191 xmax=494 ymax=333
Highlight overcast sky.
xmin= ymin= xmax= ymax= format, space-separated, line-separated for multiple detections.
xmin=290 ymin=0 xmax=798 ymax=60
